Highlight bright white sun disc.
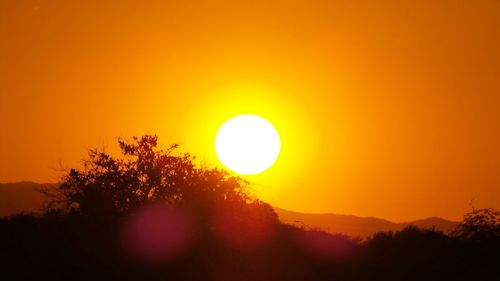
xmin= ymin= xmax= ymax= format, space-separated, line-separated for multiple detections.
xmin=215 ymin=115 xmax=281 ymax=175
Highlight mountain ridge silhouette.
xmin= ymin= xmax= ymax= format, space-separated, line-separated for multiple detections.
xmin=274 ymin=207 xmax=457 ymax=237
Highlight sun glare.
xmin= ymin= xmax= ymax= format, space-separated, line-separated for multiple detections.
xmin=215 ymin=114 xmax=281 ymax=175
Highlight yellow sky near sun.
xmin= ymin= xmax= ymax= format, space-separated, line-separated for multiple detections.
xmin=1 ymin=0 xmax=500 ymax=221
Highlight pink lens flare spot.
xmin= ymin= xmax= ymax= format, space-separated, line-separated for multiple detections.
xmin=122 ymin=204 xmax=194 ymax=263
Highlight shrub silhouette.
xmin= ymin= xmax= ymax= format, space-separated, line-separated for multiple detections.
xmin=54 ymin=136 xmax=257 ymax=210
xmin=1 ymin=135 xmax=500 ymax=281
xmin=452 ymin=207 xmax=500 ymax=242
xmin=46 ymin=135 xmax=278 ymax=233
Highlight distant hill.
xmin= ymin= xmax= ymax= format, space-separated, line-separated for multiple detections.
xmin=274 ymin=207 xmax=458 ymax=237
xmin=0 ymin=182 xmax=458 ymax=237
xmin=0 ymin=182 xmax=55 ymax=217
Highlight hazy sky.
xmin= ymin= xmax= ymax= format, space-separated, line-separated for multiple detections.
xmin=1 ymin=0 xmax=499 ymax=221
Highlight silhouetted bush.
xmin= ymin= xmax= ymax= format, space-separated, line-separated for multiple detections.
xmin=452 ymin=207 xmax=500 ymax=242
xmin=1 ymin=135 xmax=500 ymax=281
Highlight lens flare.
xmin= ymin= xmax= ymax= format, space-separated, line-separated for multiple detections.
xmin=121 ymin=204 xmax=193 ymax=263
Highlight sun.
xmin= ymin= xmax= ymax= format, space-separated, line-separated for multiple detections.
xmin=215 ymin=114 xmax=281 ymax=175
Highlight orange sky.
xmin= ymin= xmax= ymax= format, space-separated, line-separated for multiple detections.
xmin=1 ymin=0 xmax=499 ymax=221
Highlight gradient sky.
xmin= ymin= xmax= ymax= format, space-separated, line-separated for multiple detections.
xmin=1 ymin=0 xmax=499 ymax=221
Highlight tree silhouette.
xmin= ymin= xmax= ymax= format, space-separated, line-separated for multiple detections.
xmin=45 ymin=135 xmax=279 ymax=252
xmin=50 ymin=136 xmax=266 ymax=211
xmin=452 ymin=207 xmax=500 ymax=242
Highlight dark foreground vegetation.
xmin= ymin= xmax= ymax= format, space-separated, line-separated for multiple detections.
xmin=1 ymin=136 xmax=499 ymax=281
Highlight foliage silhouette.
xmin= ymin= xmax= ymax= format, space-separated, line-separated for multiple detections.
xmin=54 ymin=136 xmax=265 ymax=214
xmin=0 ymin=135 xmax=499 ymax=281
xmin=44 ymin=135 xmax=278 ymax=241
xmin=452 ymin=207 xmax=500 ymax=242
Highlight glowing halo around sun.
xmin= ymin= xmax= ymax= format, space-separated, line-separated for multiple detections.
xmin=215 ymin=114 xmax=281 ymax=175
